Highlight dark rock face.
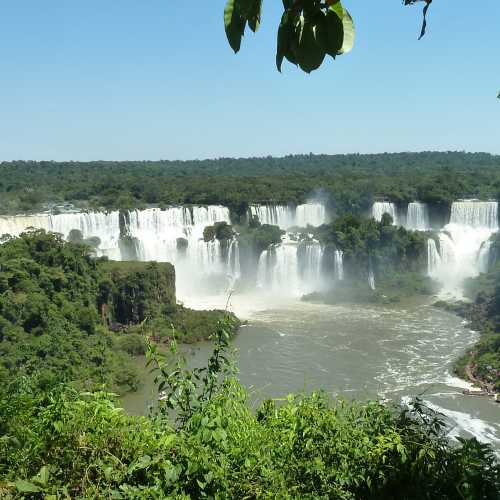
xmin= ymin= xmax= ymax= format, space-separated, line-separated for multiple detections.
xmin=99 ymin=261 xmax=176 ymax=325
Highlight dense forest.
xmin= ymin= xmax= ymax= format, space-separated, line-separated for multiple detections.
xmin=1 ymin=152 xmax=499 ymax=215
xmin=0 ymin=231 xmax=238 ymax=393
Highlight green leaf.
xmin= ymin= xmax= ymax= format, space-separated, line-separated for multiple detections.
xmin=247 ymin=0 xmax=263 ymax=33
xmin=296 ymin=18 xmax=325 ymax=73
xmin=34 ymin=465 xmax=50 ymax=486
xmin=224 ymin=0 xmax=246 ymax=53
xmin=338 ymin=8 xmax=355 ymax=55
xmin=315 ymin=10 xmax=344 ymax=58
xmin=328 ymin=1 xmax=344 ymax=20
xmin=128 ymin=454 xmax=152 ymax=473
xmin=15 ymin=480 xmax=41 ymax=493
xmin=276 ymin=11 xmax=296 ymax=71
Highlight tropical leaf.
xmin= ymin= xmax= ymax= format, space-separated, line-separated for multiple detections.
xmin=338 ymin=8 xmax=355 ymax=55
xmin=247 ymin=0 xmax=263 ymax=33
xmin=316 ymin=10 xmax=344 ymax=58
xmin=14 ymin=480 xmax=41 ymax=493
xmin=224 ymin=0 xmax=246 ymax=53
xmin=276 ymin=11 xmax=297 ymax=71
xmin=296 ymin=18 xmax=326 ymax=73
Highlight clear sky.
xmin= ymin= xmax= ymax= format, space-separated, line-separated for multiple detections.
xmin=0 ymin=1 xmax=498 ymax=161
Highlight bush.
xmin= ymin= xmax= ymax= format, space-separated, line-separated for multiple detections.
xmin=1 ymin=321 xmax=499 ymax=498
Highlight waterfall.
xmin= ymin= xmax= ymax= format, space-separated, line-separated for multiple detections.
xmin=0 ymin=212 xmax=121 ymax=259
xmin=126 ymin=206 xmax=232 ymax=297
xmin=427 ymin=239 xmax=441 ymax=276
xmin=334 ymin=250 xmax=344 ymax=281
xmin=430 ymin=201 xmax=499 ymax=296
xmin=478 ymin=240 xmax=493 ymax=274
xmin=297 ymin=240 xmax=324 ymax=292
xmin=0 ymin=206 xmax=234 ymax=299
xmin=372 ymin=202 xmax=398 ymax=225
xmin=295 ymin=203 xmax=328 ymax=228
xmin=227 ymin=239 xmax=241 ymax=287
xmin=368 ymin=257 xmax=376 ymax=290
xmin=257 ymin=238 xmax=324 ymax=296
xmin=406 ymin=202 xmax=430 ymax=231
xmin=250 ymin=202 xmax=328 ymax=229
xmin=257 ymin=243 xmax=299 ymax=295
xmin=450 ymin=201 xmax=498 ymax=229
xmin=249 ymin=205 xmax=295 ymax=229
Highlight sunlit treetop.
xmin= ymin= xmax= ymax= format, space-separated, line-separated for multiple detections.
xmin=224 ymin=0 xmax=433 ymax=73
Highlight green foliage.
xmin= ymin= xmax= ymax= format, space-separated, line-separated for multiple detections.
xmin=223 ymin=0 xmax=434 ymax=73
xmin=315 ymin=214 xmax=429 ymax=281
xmin=305 ymin=272 xmax=439 ymax=305
xmin=203 ymin=221 xmax=234 ymax=243
xmin=227 ymin=0 xmax=352 ymax=73
xmin=115 ymin=333 xmax=147 ymax=356
xmin=0 ymin=230 xmax=139 ymax=393
xmin=157 ymin=305 xmax=240 ymax=344
xmin=147 ymin=316 xmax=236 ymax=426
xmin=99 ymin=260 xmax=177 ymax=325
xmin=1 ymin=153 xmax=499 ymax=215
xmin=1 ymin=329 xmax=498 ymax=499
xmin=203 ymin=225 xmax=216 ymax=243
xmin=0 ymin=232 xmax=240 ymax=394
xmin=238 ymin=222 xmax=284 ymax=255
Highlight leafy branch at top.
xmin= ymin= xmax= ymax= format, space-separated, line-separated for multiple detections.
xmin=224 ymin=0 xmax=433 ymax=73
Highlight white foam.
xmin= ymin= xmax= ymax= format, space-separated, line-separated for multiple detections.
xmin=443 ymin=374 xmax=476 ymax=391
xmin=424 ymin=400 xmax=500 ymax=445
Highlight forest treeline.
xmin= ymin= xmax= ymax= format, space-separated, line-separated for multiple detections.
xmin=1 ymin=152 xmax=499 ymax=214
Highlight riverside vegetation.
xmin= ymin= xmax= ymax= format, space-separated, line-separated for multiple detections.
xmin=0 ymin=230 xmax=238 ymax=393
xmin=1 ymin=314 xmax=499 ymax=498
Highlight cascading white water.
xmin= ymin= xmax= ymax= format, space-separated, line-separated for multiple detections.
xmin=249 ymin=205 xmax=295 ymax=229
xmin=295 ymin=203 xmax=328 ymax=228
xmin=257 ymin=242 xmax=299 ymax=295
xmin=431 ymin=201 xmax=499 ymax=296
xmin=0 ymin=206 xmax=237 ymax=299
xmin=334 ymin=250 xmax=344 ymax=281
xmin=227 ymin=239 xmax=241 ymax=288
xmin=257 ymin=237 xmax=324 ymax=296
xmin=372 ymin=202 xmax=398 ymax=225
xmin=450 ymin=201 xmax=498 ymax=228
xmin=250 ymin=202 xmax=328 ymax=230
xmin=297 ymin=240 xmax=324 ymax=292
xmin=0 ymin=212 xmax=121 ymax=259
xmin=478 ymin=240 xmax=493 ymax=274
xmin=368 ymin=258 xmax=376 ymax=290
xmin=427 ymin=239 xmax=441 ymax=276
xmin=406 ymin=202 xmax=430 ymax=231
xmin=126 ymin=206 xmax=233 ymax=297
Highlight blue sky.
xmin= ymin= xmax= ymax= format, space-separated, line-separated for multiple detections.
xmin=0 ymin=1 xmax=498 ymax=161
